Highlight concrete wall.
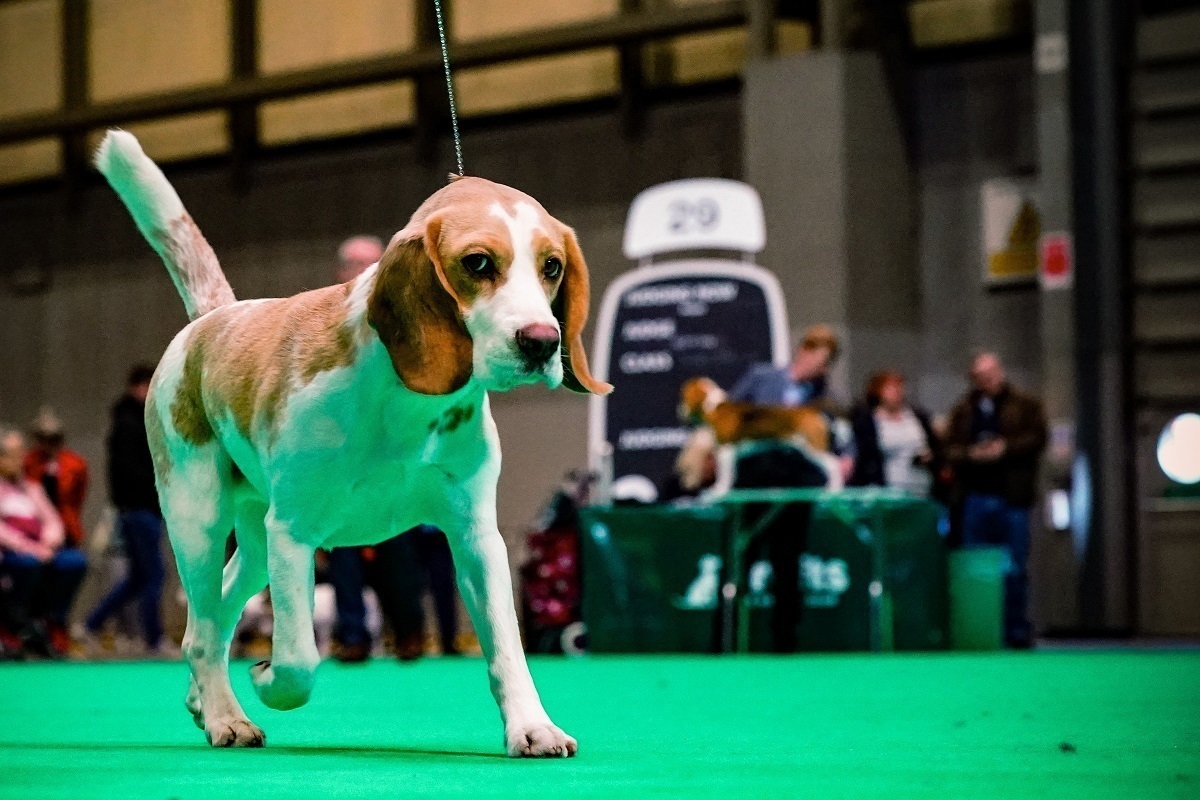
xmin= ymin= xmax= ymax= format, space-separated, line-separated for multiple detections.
xmin=744 ymin=51 xmax=921 ymax=407
xmin=911 ymin=53 xmax=1041 ymax=416
xmin=0 ymin=94 xmax=742 ymax=547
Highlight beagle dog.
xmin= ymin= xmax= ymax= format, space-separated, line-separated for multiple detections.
xmin=95 ymin=130 xmax=610 ymax=756
xmin=676 ymin=376 xmax=841 ymax=495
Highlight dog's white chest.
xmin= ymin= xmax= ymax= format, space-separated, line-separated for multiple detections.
xmin=268 ymin=377 xmax=493 ymax=547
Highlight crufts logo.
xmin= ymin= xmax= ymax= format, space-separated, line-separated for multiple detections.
xmin=674 ymin=554 xmax=722 ymax=610
xmin=801 ymin=555 xmax=850 ymax=608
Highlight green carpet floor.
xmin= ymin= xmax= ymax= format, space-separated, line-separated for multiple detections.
xmin=1 ymin=652 xmax=1197 ymax=799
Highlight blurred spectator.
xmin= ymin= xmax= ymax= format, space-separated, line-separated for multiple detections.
xmin=22 ymin=409 xmax=90 ymax=653
xmin=727 ymin=324 xmax=854 ymax=652
xmin=849 ymin=370 xmax=941 ymax=497
xmin=24 ymin=408 xmax=89 ymax=549
xmin=730 ymin=323 xmax=855 ymax=480
xmin=0 ymin=425 xmax=85 ymax=657
xmin=328 ymin=537 xmax=426 ymax=662
xmin=336 ymin=234 xmax=385 ymax=284
xmin=327 ymin=235 xmax=430 ymax=662
xmin=412 ymin=525 xmax=459 ymax=656
xmin=944 ymin=352 xmax=1047 ymax=648
xmin=82 ymin=365 xmax=172 ymax=656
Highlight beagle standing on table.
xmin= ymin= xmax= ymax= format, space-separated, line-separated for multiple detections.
xmin=676 ymin=376 xmax=842 ymax=495
xmin=95 ymin=130 xmax=611 ymax=757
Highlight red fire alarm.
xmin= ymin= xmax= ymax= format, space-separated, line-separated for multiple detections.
xmin=1040 ymin=232 xmax=1073 ymax=290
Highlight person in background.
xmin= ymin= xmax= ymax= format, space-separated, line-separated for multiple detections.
xmin=25 ymin=408 xmax=89 ymax=550
xmin=82 ymin=365 xmax=173 ymax=657
xmin=944 ymin=352 xmax=1047 ymax=649
xmin=328 ymin=235 xmax=430 ymax=662
xmin=849 ymin=370 xmax=941 ymax=497
xmin=411 ymin=524 xmax=460 ymax=656
xmin=22 ymin=409 xmax=90 ymax=653
xmin=0 ymin=426 xmax=84 ymax=658
xmin=726 ymin=324 xmax=854 ymax=652
xmin=335 ymin=234 xmax=385 ymax=284
xmin=729 ymin=323 xmax=855 ymax=481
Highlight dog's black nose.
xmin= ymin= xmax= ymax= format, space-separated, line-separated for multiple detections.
xmin=516 ymin=323 xmax=560 ymax=364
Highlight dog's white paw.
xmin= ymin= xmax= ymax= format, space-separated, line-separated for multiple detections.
xmin=205 ymin=716 xmax=266 ymax=748
xmin=250 ymin=659 xmax=316 ymax=711
xmin=505 ymin=721 xmax=577 ymax=758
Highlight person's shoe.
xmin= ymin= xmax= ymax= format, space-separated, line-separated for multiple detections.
xmin=20 ymin=623 xmax=55 ymax=659
xmin=333 ymin=641 xmax=371 ymax=663
xmin=146 ymin=639 xmax=183 ymax=660
xmin=47 ymin=623 xmax=71 ymax=658
xmin=0 ymin=628 xmax=26 ymax=661
xmin=394 ymin=634 xmax=424 ymax=662
xmin=73 ymin=626 xmax=107 ymax=659
xmin=453 ymin=632 xmax=483 ymax=657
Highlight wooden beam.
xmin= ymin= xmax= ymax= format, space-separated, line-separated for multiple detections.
xmin=60 ymin=0 xmax=88 ymax=195
xmin=618 ymin=0 xmax=646 ymax=136
xmin=0 ymin=2 xmax=746 ymax=145
xmin=228 ymin=0 xmax=259 ymax=192
xmin=747 ymin=0 xmax=776 ymax=61
xmin=414 ymin=0 xmax=450 ymax=166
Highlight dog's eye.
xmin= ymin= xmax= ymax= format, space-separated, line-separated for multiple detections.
xmin=462 ymin=253 xmax=494 ymax=277
xmin=543 ymin=257 xmax=563 ymax=280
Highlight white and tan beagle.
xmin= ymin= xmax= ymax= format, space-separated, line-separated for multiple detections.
xmin=676 ymin=376 xmax=841 ymax=495
xmin=95 ymin=130 xmax=610 ymax=757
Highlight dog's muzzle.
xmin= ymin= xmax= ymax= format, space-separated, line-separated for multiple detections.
xmin=515 ymin=323 xmax=560 ymax=367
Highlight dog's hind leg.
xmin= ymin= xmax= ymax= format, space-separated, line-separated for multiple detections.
xmin=165 ymin=446 xmax=264 ymax=747
xmin=220 ymin=497 xmax=270 ymax=647
xmin=249 ymin=511 xmax=320 ymax=711
xmin=185 ymin=496 xmax=269 ymax=730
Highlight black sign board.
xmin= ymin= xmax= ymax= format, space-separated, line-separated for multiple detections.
xmin=590 ymin=263 xmax=787 ymax=500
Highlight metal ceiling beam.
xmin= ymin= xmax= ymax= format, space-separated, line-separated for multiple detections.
xmin=747 ymin=0 xmax=777 ymax=61
xmin=414 ymin=0 xmax=452 ymax=164
xmin=228 ymin=0 xmax=259 ymax=192
xmin=618 ymin=0 xmax=646 ymax=136
xmin=60 ymin=0 xmax=88 ymax=195
xmin=0 ymin=2 xmax=746 ymax=145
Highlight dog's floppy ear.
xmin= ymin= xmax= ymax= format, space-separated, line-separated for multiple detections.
xmin=554 ymin=228 xmax=613 ymax=395
xmin=368 ymin=215 xmax=474 ymax=394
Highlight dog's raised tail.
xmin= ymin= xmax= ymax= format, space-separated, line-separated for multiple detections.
xmin=94 ymin=130 xmax=235 ymax=321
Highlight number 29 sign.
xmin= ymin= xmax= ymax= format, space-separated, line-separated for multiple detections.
xmin=623 ymin=179 xmax=766 ymax=261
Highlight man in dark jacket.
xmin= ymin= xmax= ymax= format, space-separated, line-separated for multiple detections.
xmin=83 ymin=365 xmax=171 ymax=655
xmin=944 ymin=352 xmax=1047 ymax=648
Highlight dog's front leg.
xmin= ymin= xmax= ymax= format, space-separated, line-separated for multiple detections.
xmin=446 ymin=497 xmax=576 ymax=758
xmin=249 ymin=511 xmax=321 ymax=712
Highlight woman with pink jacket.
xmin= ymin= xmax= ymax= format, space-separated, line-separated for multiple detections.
xmin=0 ymin=425 xmax=86 ymax=657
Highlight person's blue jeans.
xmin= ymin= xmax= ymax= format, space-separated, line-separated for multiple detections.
xmin=961 ymin=493 xmax=1032 ymax=645
xmin=329 ymin=532 xmax=424 ymax=649
xmin=412 ymin=526 xmax=458 ymax=654
xmin=1 ymin=548 xmax=87 ymax=631
xmin=85 ymin=510 xmax=165 ymax=647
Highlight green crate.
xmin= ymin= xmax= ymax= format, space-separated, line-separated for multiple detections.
xmin=580 ymin=505 xmax=730 ymax=653
xmin=749 ymin=496 xmax=948 ymax=652
xmin=948 ymin=547 xmax=1007 ymax=651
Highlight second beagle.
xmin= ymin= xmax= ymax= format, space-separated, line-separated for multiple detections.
xmin=676 ymin=376 xmax=841 ymax=495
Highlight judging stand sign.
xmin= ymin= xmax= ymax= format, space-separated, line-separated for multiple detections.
xmin=589 ymin=179 xmax=789 ymax=502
